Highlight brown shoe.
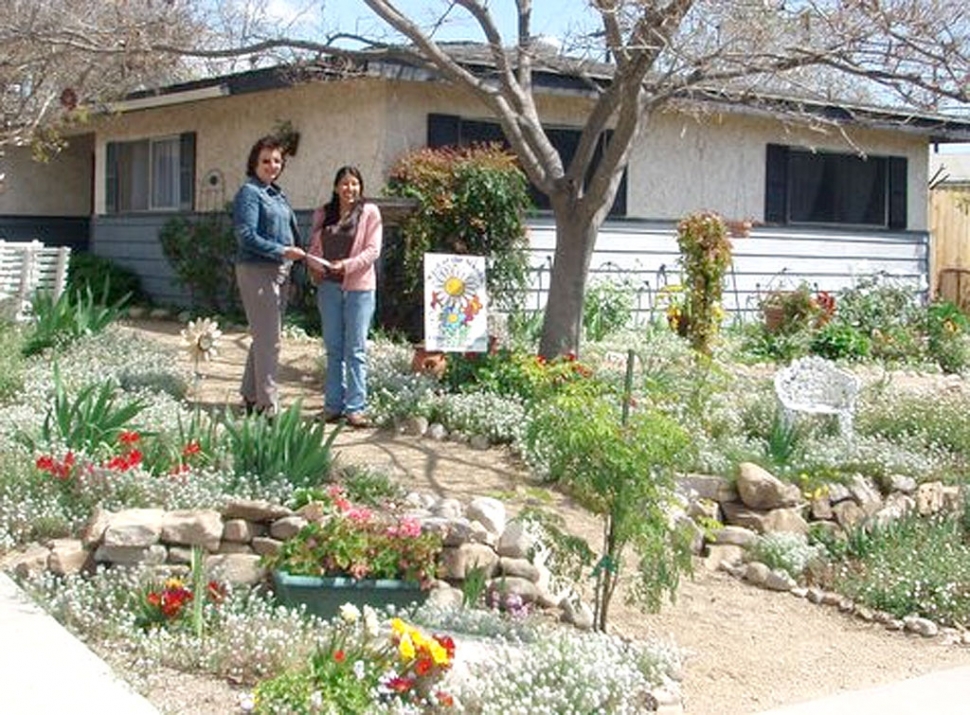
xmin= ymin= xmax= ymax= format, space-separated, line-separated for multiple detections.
xmin=344 ymin=412 xmax=370 ymax=429
xmin=316 ymin=410 xmax=343 ymax=424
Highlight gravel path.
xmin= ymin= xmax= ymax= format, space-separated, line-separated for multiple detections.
xmin=123 ymin=318 xmax=970 ymax=714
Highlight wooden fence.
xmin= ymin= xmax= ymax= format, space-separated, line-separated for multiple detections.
xmin=929 ymin=184 xmax=970 ymax=310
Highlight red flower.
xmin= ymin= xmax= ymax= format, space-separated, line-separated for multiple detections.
xmin=434 ymin=634 xmax=456 ymax=659
xmin=436 ymin=691 xmax=455 ymax=707
xmin=414 ymin=657 xmax=433 ymax=676
xmin=334 ymin=649 xmax=346 ymax=663
xmin=35 ymin=455 xmax=55 ymax=472
xmin=119 ymin=431 xmax=141 ymax=445
xmin=182 ymin=441 xmax=201 ymax=457
xmin=386 ymin=676 xmax=414 ymax=693
xmin=206 ymin=581 xmax=226 ymax=603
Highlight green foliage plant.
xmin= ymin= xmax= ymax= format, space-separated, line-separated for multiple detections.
xmin=159 ymin=212 xmax=237 ymax=313
xmin=462 ymin=564 xmax=489 ymax=608
xmin=925 ymin=300 xmax=970 ymax=374
xmin=220 ymin=402 xmax=339 ymax=488
xmin=385 ymin=144 xmax=532 ymax=316
xmin=0 ymin=317 xmax=26 ymax=401
xmin=749 ymin=532 xmax=826 ymax=581
xmin=443 ymin=348 xmax=597 ymax=404
xmin=66 ymin=252 xmax=145 ymax=307
xmin=810 ymin=321 xmax=871 ymax=361
xmin=675 ymin=212 xmax=734 ymax=356
xmin=833 ymin=514 xmax=970 ymax=625
xmin=23 ymin=280 xmax=130 ymax=356
xmin=583 ymin=274 xmax=636 ymax=341
xmin=525 ymin=386 xmax=692 ymax=630
xmin=24 ymin=369 xmax=146 ymax=455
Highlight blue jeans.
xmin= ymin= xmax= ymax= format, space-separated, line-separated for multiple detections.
xmin=317 ymin=281 xmax=375 ymax=415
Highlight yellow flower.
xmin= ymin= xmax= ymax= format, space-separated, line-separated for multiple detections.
xmin=390 ymin=617 xmax=407 ymax=636
xmin=398 ymin=633 xmax=415 ymax=661
xmin=429 ymin=639 xmax=449 ymax=666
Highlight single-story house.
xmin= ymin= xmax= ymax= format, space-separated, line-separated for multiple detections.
xmin=3 ymin=45 xmax=970 ymax=322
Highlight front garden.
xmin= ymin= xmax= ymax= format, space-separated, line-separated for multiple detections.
xmin=3 ymin=208 xmax=970 ymax=711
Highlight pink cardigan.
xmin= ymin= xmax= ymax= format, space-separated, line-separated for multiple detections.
xmin=307 ymin=202 xmax=383 ymax=291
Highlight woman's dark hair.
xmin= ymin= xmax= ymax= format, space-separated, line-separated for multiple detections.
xmin=323 ymin=165 xmax=365 ymax=226
xmin=245 ymin=135 xmax=286 ymax=178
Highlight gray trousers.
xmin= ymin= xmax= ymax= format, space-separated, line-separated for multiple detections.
xmin=235 ymin=261 xmax=288 ymax=412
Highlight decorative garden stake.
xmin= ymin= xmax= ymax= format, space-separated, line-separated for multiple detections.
xmin=180 ymin=317 xmax=222 ymax=391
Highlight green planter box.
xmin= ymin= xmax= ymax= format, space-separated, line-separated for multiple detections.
xmin=272 ymin=571 xmax=428 ymax=620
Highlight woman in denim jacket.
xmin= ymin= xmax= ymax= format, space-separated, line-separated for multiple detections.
xmin=307 ymin=165 xmax=382 ymax=428
xmin=233 ymin=135 xmax=306 ymax=416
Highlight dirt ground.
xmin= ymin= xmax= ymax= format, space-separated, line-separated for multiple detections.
xmin=121 ymin=318 xmax=970 ymax=715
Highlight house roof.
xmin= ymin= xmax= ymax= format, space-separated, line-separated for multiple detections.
xmin=117 ymin=43 xmax=970 ymax=142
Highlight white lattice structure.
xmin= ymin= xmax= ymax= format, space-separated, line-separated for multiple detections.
xmin=773 ymin=356 xmax=860 ymax=438
xmin=0 ymin=240 xmax=71 ymax=320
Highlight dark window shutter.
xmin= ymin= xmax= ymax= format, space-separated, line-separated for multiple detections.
xmin=427 ymin=114 xmax=460 ymax=147
xmin=764 ymin=143 xmax=789 ymax=224
xmin=888 ymin=156 xmax=907 ymax=230
xmin=179 ymin=132 xmax=196 ymax=211
xmin=105 ymin=142 xmax=118 ymax=214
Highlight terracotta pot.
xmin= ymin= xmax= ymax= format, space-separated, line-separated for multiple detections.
xmin=411 ymin=345 xmax=447 ymax=378
xmin=763 ymin=304 xmax=786 ymax=333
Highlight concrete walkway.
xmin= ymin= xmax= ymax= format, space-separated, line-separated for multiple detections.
xmin=0 ymin=572 xmax=158 ymax=714
xmin=759 ymin=665 xmax=970 ymax=715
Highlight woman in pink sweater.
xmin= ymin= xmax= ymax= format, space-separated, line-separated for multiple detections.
xmin=307 ymin=166 xmax=383 ymax=427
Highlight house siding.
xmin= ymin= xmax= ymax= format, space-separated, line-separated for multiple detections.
xmin=526 ymin=219 xmax=927 ymax=322
xmin=90 ymin=211 xmax=927 ymax=320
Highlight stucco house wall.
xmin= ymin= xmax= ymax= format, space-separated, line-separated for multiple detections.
xmin=629 ymin=110 xmax=928 ymax=229
xmin=3 ymin=75 xmax=935 ymax=230
xmin=0 ymin=134 xmax=93 ymax=216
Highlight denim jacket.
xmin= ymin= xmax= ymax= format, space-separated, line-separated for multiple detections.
xmin=233 ymin=178 xmax=298 ymax=264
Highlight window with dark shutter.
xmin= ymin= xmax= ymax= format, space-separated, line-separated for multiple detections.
xmin=426 ymin=114 xmax=628 ymax=217
xmin=764 ymin=143 xmax=906 ymax=229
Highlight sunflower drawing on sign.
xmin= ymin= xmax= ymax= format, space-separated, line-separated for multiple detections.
xmin=424 ymin=253 xmax=488 ymax=352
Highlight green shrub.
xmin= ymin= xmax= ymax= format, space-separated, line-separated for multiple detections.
xmin=835 ymin=273 xmax=922 ymax=340
xmin=384 ymin=144 xmax=533 ymax=338
xmin=925 ymin=300 xmax=970 ymax=374
xmin=525 ymin=385 xmax=693 ymax=628
xmin=749 ymin=532 xmax=826 ymax=580
xmin=810 ymin=321 xmax=871 ymax=361
xmin=66 ymin=252 xmax=145 ymax=307
xmin=159 ymin=212 xmax=237 ymax=313
xmin=583 ymin=275 xmax=636 ymax=342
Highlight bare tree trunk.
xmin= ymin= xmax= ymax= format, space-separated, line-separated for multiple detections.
xmin=539 ymin=208 xmax=600 ymax=359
